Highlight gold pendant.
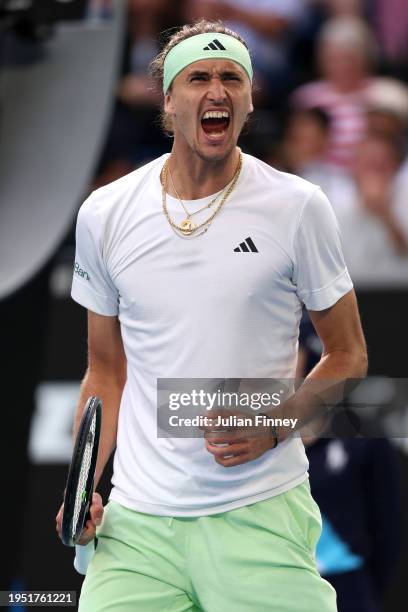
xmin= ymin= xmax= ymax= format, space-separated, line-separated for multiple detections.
xmin=179 ymin=218 xmax=197 ymax=235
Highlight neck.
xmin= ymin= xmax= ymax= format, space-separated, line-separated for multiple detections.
xmin=166 ymin=144 xmax=241 ymax=200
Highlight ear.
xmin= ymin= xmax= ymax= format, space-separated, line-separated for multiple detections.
xmin=248 ymin=94 xmax=254 ymax=115
xmin=164 ymin=92 xmax=175 ymax=115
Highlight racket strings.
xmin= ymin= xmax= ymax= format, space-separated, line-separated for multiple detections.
xmin=72 ymin=414 xmax=96 ymax=538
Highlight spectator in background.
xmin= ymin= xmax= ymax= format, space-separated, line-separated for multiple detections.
xmin=94 ymin=0 xmax=185 ymax=187
xmin=292 ymin=16 xmax=377 ymax=169
xmin=366 ymin=78 xmax=408 ymax=141
xmin=281 ymin=85 xmax=408 ymax=288
xmin=269 ymin=106 xmax=346 ymax=213
xmin=274 ymin=107 xmax=331 ymax=176
xmin=313 ymin=0 xmax=408 ymax=81
xmin=351 ymin=135 xmax=408 ymax=254
xmin=116 ymin=0 xmax=178 ymax=108
xmin=307 ymin=133 xmax=408 ymax=288
xmin=365 ymin=78 xmax=408 ymax=182
xmin=186 ymin=0 xmax=308 ymax=105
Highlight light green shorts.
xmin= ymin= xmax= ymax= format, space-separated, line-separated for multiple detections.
xmin=79 ymin=480 xmax=337 ymax=611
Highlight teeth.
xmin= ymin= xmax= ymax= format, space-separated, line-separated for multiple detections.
xmin=202 ymin=111 xmax=230 ymax=120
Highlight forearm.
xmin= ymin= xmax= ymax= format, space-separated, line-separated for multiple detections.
xmin=74 ymin=366 xmax=125 ymax=487
xmin=276 ymin=347 xmax=368 ymax=442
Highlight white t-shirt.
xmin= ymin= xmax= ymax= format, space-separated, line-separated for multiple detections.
xmin=71 ymin=153 xmax=352 ymax=516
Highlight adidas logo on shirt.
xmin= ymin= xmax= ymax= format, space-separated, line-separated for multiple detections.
xmin=234 ymin=237 xmax=258 ymax=253
xmin=203 ymin=39 xmax=226 ymax=51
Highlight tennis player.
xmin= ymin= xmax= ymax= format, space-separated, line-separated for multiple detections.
xmin=56 ymin=20 xmax=367 ymax=611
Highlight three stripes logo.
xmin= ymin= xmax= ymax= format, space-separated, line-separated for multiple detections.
xmin=234 ymin=237 xmax=258 ymax=253
xmin=203 ymin=39 xmax=226 ymax=51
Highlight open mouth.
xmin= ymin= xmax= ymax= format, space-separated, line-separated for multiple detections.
xmin=201 ymin=110 xmax=230 ymax=138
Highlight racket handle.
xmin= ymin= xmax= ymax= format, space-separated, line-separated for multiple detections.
xmin=74 ymin=541 xmax=95 ymax=575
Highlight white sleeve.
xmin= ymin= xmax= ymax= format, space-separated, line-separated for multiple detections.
xmin=293 ymin=188 xmax=353 ymax=311
xmin=71 ymin=195 xmax=119 ymax=316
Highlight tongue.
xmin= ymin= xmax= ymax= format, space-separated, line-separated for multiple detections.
xmin=202 ymin=118 xmax=228 ymax=134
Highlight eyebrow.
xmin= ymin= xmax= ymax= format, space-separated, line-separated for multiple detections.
xmin=187 ymin=70 xmax=242 ymax=79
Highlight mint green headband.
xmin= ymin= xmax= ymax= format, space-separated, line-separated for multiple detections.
xmin=163 ymin=32 xmax=253 ymax=94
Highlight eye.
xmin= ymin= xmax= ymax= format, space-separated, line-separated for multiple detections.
xmin=190 ymin=75 xmax=206 ymax=82
xmin=222 ymin=74 xmax=241 ymax=81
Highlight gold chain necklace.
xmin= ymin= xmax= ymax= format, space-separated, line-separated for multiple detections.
xmin=167 ymin=165 xmax=228 ymax=226
xmin=161 ymin=152 xmax=242 ymax=237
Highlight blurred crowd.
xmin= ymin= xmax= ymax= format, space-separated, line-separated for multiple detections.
xmin=92 ymin=0 xmax=408 ymax=289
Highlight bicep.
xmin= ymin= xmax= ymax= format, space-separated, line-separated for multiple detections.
xmin=87 ymin=310 xmax=127 ymax=382
xmin=307 ymin=289 xmax=366 ymax=356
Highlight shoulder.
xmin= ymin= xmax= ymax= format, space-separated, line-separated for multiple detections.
xmin=78 ymin=155 xmax=167 ymax=228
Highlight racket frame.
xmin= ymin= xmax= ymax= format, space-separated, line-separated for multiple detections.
xmin=61 ymin=396 xmax=102 ymax=547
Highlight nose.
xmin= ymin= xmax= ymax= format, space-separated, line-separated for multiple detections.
xmin=206 ymin=76 xmax=227 ymax=102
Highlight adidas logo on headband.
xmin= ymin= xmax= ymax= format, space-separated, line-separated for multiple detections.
xmin=163 ymin=33 xmax=252 ymax=93
xmin=203 ymin=39 xmax=226 ymax=51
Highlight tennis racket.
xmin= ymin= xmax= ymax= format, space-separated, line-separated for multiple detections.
xmin=61 ymin=396 xmax=102 ymax=574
